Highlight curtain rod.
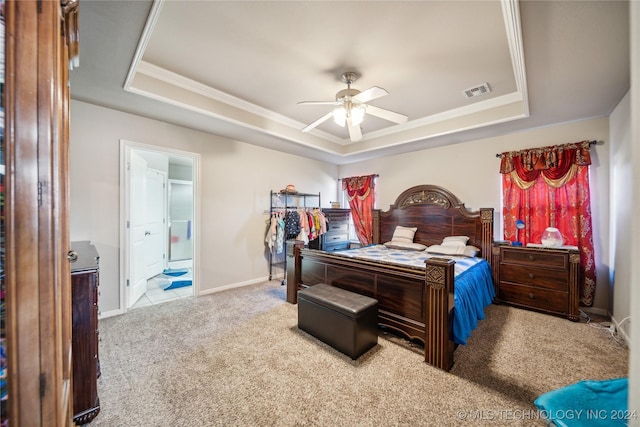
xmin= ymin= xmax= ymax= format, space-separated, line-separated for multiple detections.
xmin=495 ymin=140 xmax=599 ymax=158
xmin=337 ymin=174 xmax=379 ymax=181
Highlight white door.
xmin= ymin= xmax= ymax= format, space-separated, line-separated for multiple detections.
xmin=129 ymin=151 xmax=148 ymax=306
xmin=145 ymin=168 xmax=166 ymax=278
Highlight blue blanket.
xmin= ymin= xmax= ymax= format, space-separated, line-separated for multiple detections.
xmin=534 ymin=378 xmax=629 ymax=427
xmin=451 ymin=259 xmax=495 ymax=344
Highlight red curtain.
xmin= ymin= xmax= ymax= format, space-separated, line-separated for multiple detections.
xmin=342 ymin=175 xmax=376 ymax=246
xmin=500 ymin=141 xmax=596 ymax=306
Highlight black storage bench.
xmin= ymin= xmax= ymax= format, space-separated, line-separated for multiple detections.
xmin=297 ymin=284 xmax=378 ymax=359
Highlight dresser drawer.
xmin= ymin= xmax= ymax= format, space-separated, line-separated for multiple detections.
xmin=327 ymin=222 xmax=349 ymax=233
xmin=501 ymin=248 xmax=567 ymax=268
xmin=323 ymin=233 xmax=349 ymax=244
xmin=323 ymin=209 xmax=351 ymax=222
xmin=324 ymin=242 xmax=350 ymax=252
xmin=500 ymin=263 xmax=568 ymax=291
xmin=498 ymin=282 xmax=568 ymax=314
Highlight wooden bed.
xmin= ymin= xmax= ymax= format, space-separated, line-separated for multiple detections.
xmin=286 ymin=185 xmax=494 ymax=371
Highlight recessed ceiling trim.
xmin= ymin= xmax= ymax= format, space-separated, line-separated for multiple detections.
xmin=124 ymin=0 xmax=165 ymax=92
xmin=133 ymin=60 xmax=355 ymax=147
xmin=502 ymin=0 xmax=530 ymax=116
xmin=134 ymin=60 xmax=323 ymax=137
xmin=127 ymin=72 xmax=350 ymax=156
xmin=347 ymin=100 xmax=529 ymax=156
xmin=365 ymin=91 xmax=524 ymax=142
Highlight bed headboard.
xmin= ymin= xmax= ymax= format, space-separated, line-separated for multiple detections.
xmin=372 ymin=185 xmax=494 ymax=263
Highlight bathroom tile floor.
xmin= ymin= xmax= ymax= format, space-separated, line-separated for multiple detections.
xmin=131 ymin=273 xmax=193 ymax=309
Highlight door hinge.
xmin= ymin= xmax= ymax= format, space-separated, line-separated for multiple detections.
xmin=37 ymin=181 xmax=44 ymax=207
xmin=126 ymin=220 xmax=130 ymax=229
xmin=126 ymin=279 xmax=130 ymax=287
xmin=40 ymin=373 xmax=46 ymax=398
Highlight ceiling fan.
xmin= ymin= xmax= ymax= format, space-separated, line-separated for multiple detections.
xmin=298 ymin=72 xmax=408 ymax=142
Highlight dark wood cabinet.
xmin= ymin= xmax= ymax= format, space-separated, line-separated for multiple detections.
xmin=492 ymin=244 xmax=580 ymax=321
xmin=71 ymin=241 xmax=100 ymax=424
xmin=4 ymin=1 xmax=79 ymax=424
xmin=309 ymin=209 xmax=351 ymax=252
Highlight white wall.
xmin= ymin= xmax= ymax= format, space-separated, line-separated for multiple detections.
xmin=339 ymin=117 xmax=612 ymax=312
xmin=610 ymin=91 xmax=632 ymax=338
xmin=70 ymin=100 xmax=338 ymax=313
xmin=628 ymin=0 xmax=639 ymax=420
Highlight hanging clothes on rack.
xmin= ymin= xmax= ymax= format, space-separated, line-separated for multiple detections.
xmin=284 ymin=209 xmax=301 ymax=238
xmin=265 ymin=213 xmax=278 ymax=251
xmin=276 ymin=214 xmax=286 ymax=253
xmin=296 ymin=208 xmax=310 ymax=245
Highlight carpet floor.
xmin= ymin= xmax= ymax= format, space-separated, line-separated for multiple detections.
xmin=91 ymin=281 xmax=628 ymax=426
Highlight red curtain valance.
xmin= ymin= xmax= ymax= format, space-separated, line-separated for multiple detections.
xmin=499 ymin=140 xmax=592 ymax=182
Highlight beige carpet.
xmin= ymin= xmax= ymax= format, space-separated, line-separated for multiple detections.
xmin=91 ymin=281 xmax=628 ymax=426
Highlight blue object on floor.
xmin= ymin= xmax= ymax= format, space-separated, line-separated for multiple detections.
xmin=162 ymin=268 xmax=189 ymax=277
xmin=534 ymin=377 xmax=628 ymax=427
xmin=164 ymin=280 xmax=192 ymax=290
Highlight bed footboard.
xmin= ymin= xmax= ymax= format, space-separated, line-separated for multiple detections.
xmin=287 ymin=243 xmax=457 ymax=371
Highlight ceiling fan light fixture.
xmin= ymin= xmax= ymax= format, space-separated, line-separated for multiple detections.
xmin=350 ymin=104 xmax=366 ymax=126
xmin=332 ymin=107 xmax=347 ymax=127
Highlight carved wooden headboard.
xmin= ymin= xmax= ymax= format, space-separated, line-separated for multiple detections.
xmin=372 ymin=185 xmax=494 ymax=263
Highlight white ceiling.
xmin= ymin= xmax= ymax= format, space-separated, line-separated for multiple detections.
xmin=70 ymin=0 xmax=629 ymax=165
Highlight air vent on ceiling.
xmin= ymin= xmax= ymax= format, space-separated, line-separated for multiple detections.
xmin=463 ymin=82 xmax=491 ymax=98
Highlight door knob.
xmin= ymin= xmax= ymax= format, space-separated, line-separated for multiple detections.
xmin=145 ymin=231 xmax=151 ymax=236
xmin=67 ymin=250 xmax=78 ymax=263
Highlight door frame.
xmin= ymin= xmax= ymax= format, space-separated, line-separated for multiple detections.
xmin=119 ymin=140 xmax=201 ymax=311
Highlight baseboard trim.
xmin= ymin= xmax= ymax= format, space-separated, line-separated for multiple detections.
xmin=99 ymin=308 xmax=124 ymax=319
xmin=199 ymin=276 xmax=274 ymax=296
xmin=580 ymin=306 xmax=609 ymax=317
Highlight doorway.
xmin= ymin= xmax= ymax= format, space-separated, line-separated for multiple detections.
xmin=120 ymin=140 xmax=200 ymax=311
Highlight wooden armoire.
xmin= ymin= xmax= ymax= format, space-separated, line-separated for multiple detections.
xmin=4 ymin=1 xmax=79 ymax=425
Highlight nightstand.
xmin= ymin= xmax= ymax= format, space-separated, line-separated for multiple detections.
xmin=492 ymin=244 xmax=581 ymax=321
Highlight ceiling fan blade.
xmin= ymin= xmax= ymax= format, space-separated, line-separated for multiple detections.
xmin=347 ymin=119 xmax=362 ymax=142
xmin=353 ymin=86 xmax=388 ymax=103
xmin=298 ymin=101 xmax=341 ymax=106
xmin=365 ymin=105 xmax=408 ymax=124
xmin=302 ymin=111 xmax=333 ymax=133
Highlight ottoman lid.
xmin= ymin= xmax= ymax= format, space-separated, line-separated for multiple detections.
xmin=298 ymin=284 xmax=378 ymax=318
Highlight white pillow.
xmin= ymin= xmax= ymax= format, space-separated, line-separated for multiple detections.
xmin=443 ymin=236 xmax=469 ymax=244
xmin=441 ymin=240 xmax=466 ymax=247
xmin=391 ymin=226 xmax=418 ymax=244
xmin=383 ymin=241 xmax=428 ymax=251
xmin=426 ymin=244 xmax=480 ymax=258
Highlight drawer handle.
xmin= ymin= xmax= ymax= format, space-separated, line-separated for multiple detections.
xmin=528 ymin=293 xmax=535 ymax=299
xmin=528 ymin=255 xmax=535 ymax=261
xmin=331 ymin=236 xmax=340 ymax=240
xmin=67 ymin=250 xmax=78 ymax=263
xmin=528 ymin=273 xmax=535 ymax=279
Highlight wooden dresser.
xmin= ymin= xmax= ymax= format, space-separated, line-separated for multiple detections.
xmin=492 ymin=244 xmax=580 ymax=321
xmin=70 ymin=241 xmax=101 ymax=424
xmin=310 ymin=208 xmax=351 ymax=252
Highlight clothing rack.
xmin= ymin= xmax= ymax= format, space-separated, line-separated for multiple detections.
xmin=267 ymin=190 xmax=321 ymax=284
xmin=495 ymin=140 xmax=599 ymax=158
